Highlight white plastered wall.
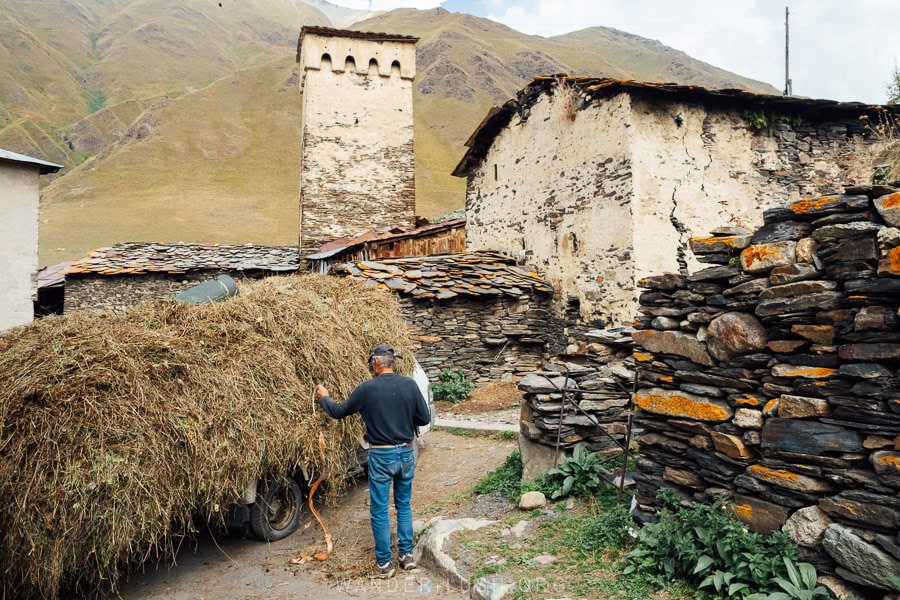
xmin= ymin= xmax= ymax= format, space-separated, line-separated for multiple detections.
xmin=0 ymin=163 xmax=39 ymax=332
xmin=465 ymin=91 xmax=636 ymax=324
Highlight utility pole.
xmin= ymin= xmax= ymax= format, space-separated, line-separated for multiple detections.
xmin=784 ymin=6 xmax=793 ymax=96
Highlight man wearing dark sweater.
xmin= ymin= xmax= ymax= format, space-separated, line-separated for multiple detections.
xmin=315 ymin=344 xmax=431 ymax=579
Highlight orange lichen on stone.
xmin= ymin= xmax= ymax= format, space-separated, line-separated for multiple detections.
xmin=660 ymin=375 xmax=674 ymax=383
xmin=789 ymin=197 xmax=838 ymax=214
xmin=736 ymin=396 xmax=760 ymax=406
xmin=633 ymin=352 xmax=653 ymax=362
xmin=883 ymin=247 xmax=900 ymax=274
xmin=764 ymin=399 xmax=779 ymax=412
xmin=749 ymin=465 xmax=799 ymax=482
xmin=733 ymin=503 xmax=753 ymax=522
xmin=634 ymin=390 xmax=731 ymax=422
xmin=876 ymin=454 xmax=900 ymax=466
xmin=882 ymin=192 xmax=900 ymax=208
xmin=847 ymin=295 xmax=865 ymax=300
xmin=778 ymin=366 xmax=837 ymax=378
xmin=691 ymin=236 xmax=741 ymax=246
xmin=741 ymin=244 xmax=783 ymax=266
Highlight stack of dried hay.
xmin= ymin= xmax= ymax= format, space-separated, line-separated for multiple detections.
xmin=0 ymin=274 xmax=415 ymax=599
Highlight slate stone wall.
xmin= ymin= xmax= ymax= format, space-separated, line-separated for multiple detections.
xmin=400 ymin=295 xmax=563 ymax=384
xmin=631 ymin=186 xmax=900 ymax=595
xmin=64 ymin=272 xmax=269 ymax=313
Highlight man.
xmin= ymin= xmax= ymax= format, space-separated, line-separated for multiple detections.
xmin=315 ymin=344 xmax=431 ymax=579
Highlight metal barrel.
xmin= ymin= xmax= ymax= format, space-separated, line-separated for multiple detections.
xmin=174 ymin=274 xmax=239 ymax=304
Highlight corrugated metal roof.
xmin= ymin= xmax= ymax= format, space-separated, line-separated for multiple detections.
xmin=0 ymin=148 xmax=63 ymax=174
xmin=61 ymin=242 xmax=300 ymax=276
xmin=299 ymin=25 xmax=418 ymax=44
xmin=452 ymin=76 xmax=900 ymax=177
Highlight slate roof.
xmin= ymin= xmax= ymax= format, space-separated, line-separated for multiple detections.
xmin=299 ymin=25 xmax=418 ymax=44
xmin=0 ymin=148 xmax=63 ymax=174
xmin=60 ymin=242 xmax=300 ymax=276
xmin=332 ymin=252 xmax=552 ymax=300
xmin=452 ymin=75 xmax=900 ymax=177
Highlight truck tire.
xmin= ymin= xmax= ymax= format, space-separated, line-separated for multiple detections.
xmin=249 ymin=477 xmax=304 ymax=541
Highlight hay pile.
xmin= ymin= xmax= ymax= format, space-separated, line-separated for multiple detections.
xmin=0 ymin=274 xmax=415 ymax=599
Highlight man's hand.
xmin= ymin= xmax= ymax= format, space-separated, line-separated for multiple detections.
xmin=315 ymin=384 xmax=329 ymax=400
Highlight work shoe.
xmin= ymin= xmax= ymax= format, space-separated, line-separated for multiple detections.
xmin=399 ymin=553 xmax=417 ymax=570
xmin=370 ymin=561 xmax=396 ymax=579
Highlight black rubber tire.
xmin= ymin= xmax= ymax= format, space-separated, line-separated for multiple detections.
xmin=249 ymin=477 xmax=304 ymax=541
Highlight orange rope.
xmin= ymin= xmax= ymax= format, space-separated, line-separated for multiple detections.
xmin=288 ymin=432 xmax=333 ymax=564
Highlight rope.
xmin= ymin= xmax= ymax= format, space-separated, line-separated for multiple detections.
xmin=288 ymin=431 xmax=334 ymax=564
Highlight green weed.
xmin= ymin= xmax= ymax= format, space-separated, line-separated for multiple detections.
xmin=433 ymin=368 xmax=475 ymax=402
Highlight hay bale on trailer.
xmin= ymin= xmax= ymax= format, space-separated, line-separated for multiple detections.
xmin=0 ymin=274 xmax=414 ymax=599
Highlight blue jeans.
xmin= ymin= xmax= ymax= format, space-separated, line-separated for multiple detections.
xmin=367 ymin=446 xmax=415 ymax=565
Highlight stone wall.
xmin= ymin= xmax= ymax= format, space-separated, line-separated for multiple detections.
xmin=298 ymin=32 xmax=417 ymax=256
xmin=631 ymin=187 xmax=900 ymax=596
xmin=65 ymin=272 xmax=269 ymax=313
xmin=400 ymin=295 xmax=562 ymax=384
xmin=465 ymin=85 xmax=894 ymax=326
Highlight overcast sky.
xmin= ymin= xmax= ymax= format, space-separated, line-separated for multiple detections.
xmin=335 ymin=0 xmax=899 ymax=104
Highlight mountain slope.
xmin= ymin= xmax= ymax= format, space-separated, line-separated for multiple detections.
xmin=0 ymin=3 xmax=780 ymax=265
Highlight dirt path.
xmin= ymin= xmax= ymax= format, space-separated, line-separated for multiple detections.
xmin=110 ymin=430 xmax=516 ymax=600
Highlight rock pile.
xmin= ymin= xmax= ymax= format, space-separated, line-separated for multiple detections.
xmin=517 ymin=328 xmax=635 ymax=453
xmin=632 ymin=187 xmax=900 ymax=595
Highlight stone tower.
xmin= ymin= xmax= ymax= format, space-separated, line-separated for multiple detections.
xmin=297 ymin=26 xmax=418 ymax=256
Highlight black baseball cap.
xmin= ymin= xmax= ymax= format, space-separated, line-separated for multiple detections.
xmin=369 ymin=344 xmax=403 ymax=360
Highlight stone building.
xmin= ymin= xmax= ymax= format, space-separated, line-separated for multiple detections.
xmin=0 ymin=149 xmax=62 ymax=332
xmin=297 ymin=26 xmax=418 ymax=256
xmin=454 ymin=76 xmax=900 ymax=325
xmin=53 ymin=243 xmax=299 ymax=313
xmin=332 ymin=252 xmax=560 ymax=383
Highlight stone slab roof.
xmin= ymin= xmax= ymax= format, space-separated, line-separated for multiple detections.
xmin=332 ymin=252 xmax=552 ymax=300
xmin=299 ymin=25 xmax=418 ymax=44
xmin=452 ymin=75 xmax=900 ymax=177
xmin=0 ymin=148 xmax=63 ymax=174
xmin=61 ymin=243 xmax=300 ymax=276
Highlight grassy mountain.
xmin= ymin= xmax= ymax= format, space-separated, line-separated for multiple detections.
xmin=0 ymin=2 xmax=778 ymax=266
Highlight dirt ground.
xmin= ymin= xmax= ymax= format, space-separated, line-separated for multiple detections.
xmin=435 ymin=380 xmax=524 ymax=415
xmin=109 ymin=430 xmax=516 ymax=600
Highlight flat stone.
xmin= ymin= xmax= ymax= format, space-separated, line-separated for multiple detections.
xmin=632 ymin=330 xmax=714 ymax=366
xmin=768 ymin=339 xmax=807 ymax=353
xmin=864 ymin=435 xmax=895 ymax=449
xmin=771 ymin=364 xmax=837 ymax=379
xmin=759 ymin=279 xmax=839 ymax=299
xmin=651 ymin=316 xmax=681 ymax=330
xmin=751 ymin=221 xmax=812 ymax=244
xmin=790 ymin=324 xmax=834 ymax=345
xmin=663 ymin=466 xmax=705 ymax=489
xmin=763 ymin=195 xmax=869 ymax=223
xmin=769 ymin=262 xmax=818 ymax=285
xmin=710 ymin=431 xmax=753 ymax=459
xmin=519 ymin=491 xmax=547 ymax=510
xmin=746 ymin=464 xmax=834 ymax=493
xmin=508 ymin=520 xmax=529 ymax=539
xmin=690 ymin=235 xmax=752 ymax=254
xmin=871 ymin=451 xmax=900 ymax=487
xmin=777 ymin=395 xmax=831 ymax=419
xmin=822 ymin=524 xmax=900 ymax=590
xmin=819 ymin=492 xmax=900 ymax=530
xmin=761 ymin=419 xmax=863 ymax=454
xmin=811 ymin=221 xmax=882 ymax=242
xmin=706 ymin=312 xmax=768 ymax=362
xmin=414 ymin=517 xmax=496 ymax=587
xmin=518 ymin=433 xmax=564 ymax=482
xmin=839 ymin=363 xmax=894 ymax=379
xmin=838 ymin=343 xmax=900 ymax=361
xmin=854 ymin=305 xmax=899 ymax=331
xmin=756 ymin=292 xmax=843 ymax=317
xmin=472 ymin=573 xmax=516 ymax=600
xmin=874 ymin=192 xmax=900 ymax=227
xmin=877 ymin=246 xmax=900 ymax=276
xmin=517 ymin=374 xmax=576 ymax=393
xmin=532 ymin=554 xmax=556 ymax=566
xmin=734 ymin=408 xmax=764 ymax=429
xmin=732 ymin=494 xmax=791 ymax=534
xmin=817 ymin=575 xmax=865 ymax=600
xmin=782 ymin=506 xmax=832 ymax=547
xmin=634 ymin=388 xmax=732 ymax=422
xmin=687 ymin=266 xmax=740 ymax=282
xmin=740 ymin=241 xmax=797 ymax=273
xmin=637 ymin=273 xmax=685 ymax=291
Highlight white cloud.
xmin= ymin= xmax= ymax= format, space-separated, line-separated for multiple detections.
xmin=481 ymin=0 xmax=900 ymax=103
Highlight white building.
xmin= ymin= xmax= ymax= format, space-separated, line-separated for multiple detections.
xmin=0 ymin=149 xmax=62 ymax=332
